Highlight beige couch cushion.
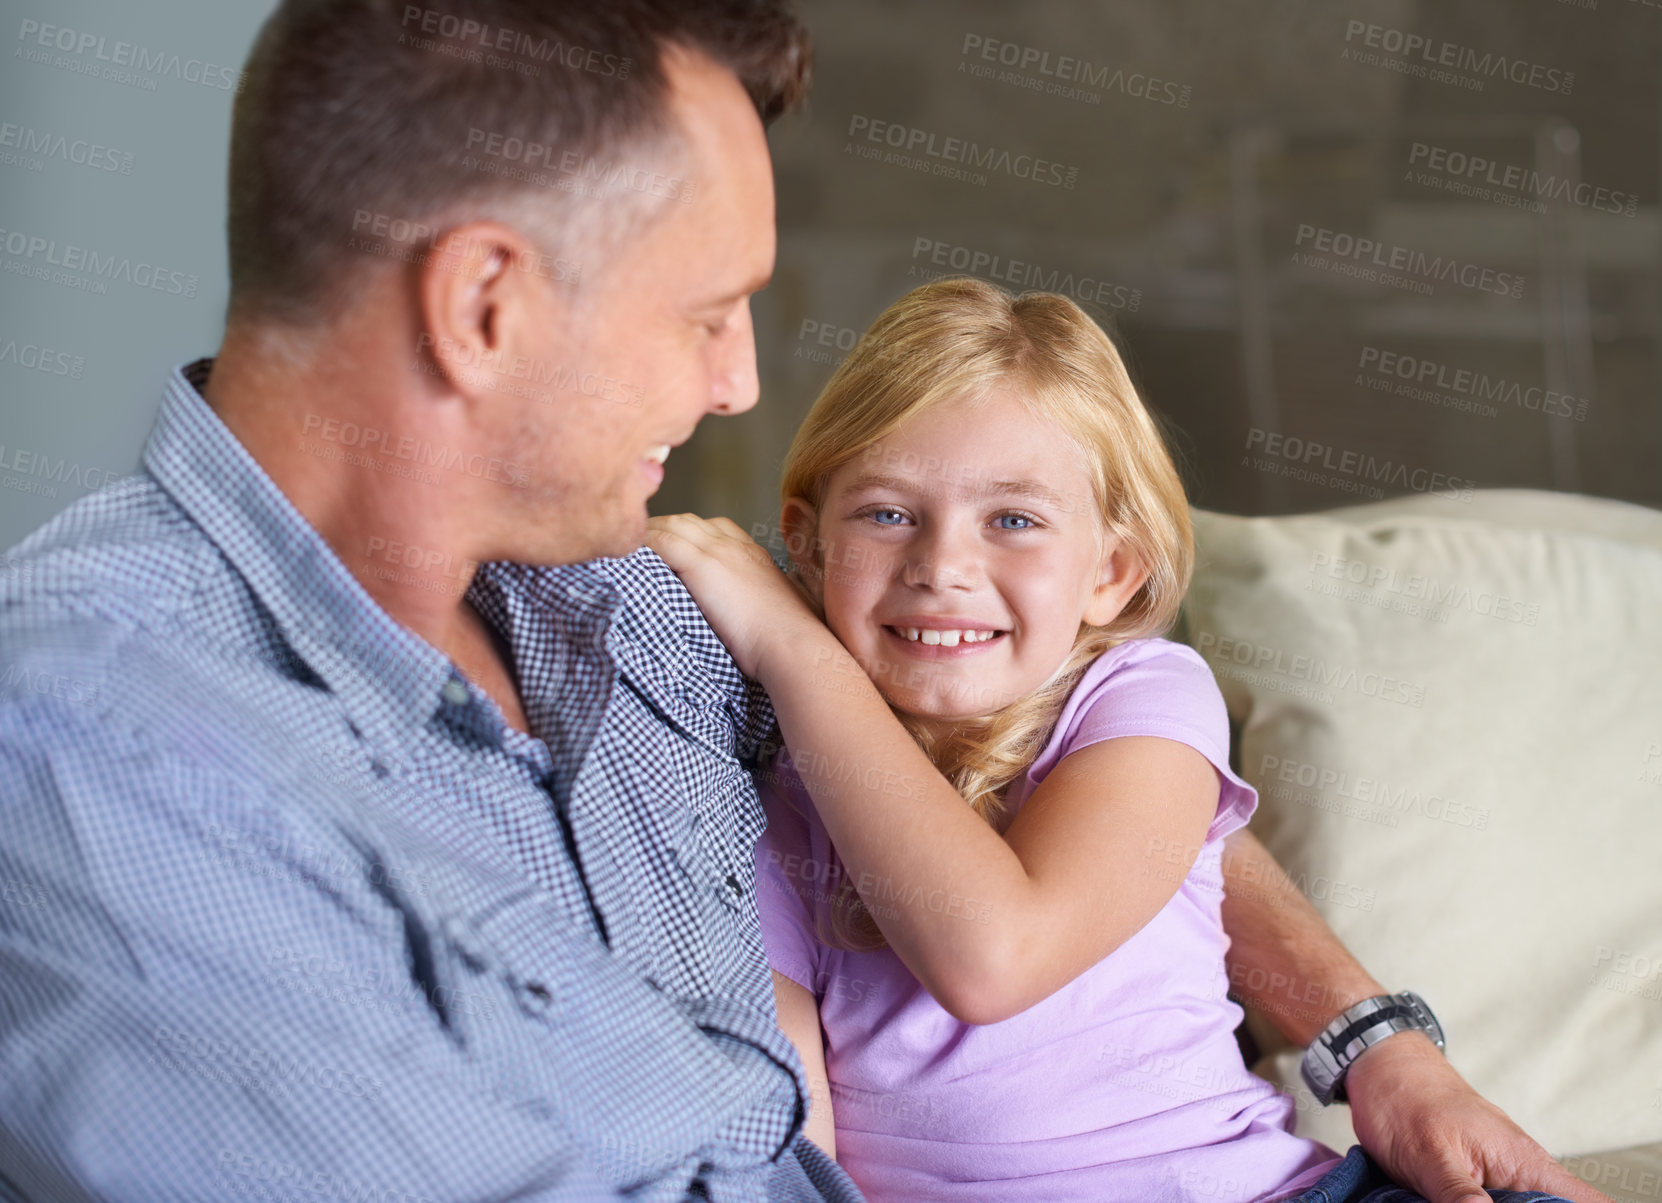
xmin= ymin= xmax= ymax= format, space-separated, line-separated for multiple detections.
xmin=1178 ymin=490 xmax=1662 ymax=1156
xmin=1559 ymin=1141 xmax=1662 ymax=1203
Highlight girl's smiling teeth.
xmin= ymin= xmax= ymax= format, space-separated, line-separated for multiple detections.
xmin=885 ymin=625 xmax=1005 ymax=647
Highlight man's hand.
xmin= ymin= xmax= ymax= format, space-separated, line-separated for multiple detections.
xmin=1218 ymin=830 xmax=1613 ymax=1203
xmin=1344 ymin=1030 xmax=1613 ymax=1203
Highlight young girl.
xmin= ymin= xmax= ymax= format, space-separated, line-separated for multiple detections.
xmin=646 ymin=277 xmax=1344 ymax=1200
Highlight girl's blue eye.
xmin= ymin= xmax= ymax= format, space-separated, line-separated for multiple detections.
xmin=870 ymin=508 xmax=907 ymax=526
xmin=996 ymin=513 xmax=1036 ymax=530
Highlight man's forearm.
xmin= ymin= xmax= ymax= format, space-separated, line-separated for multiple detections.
xmin=1219 ymin=828 xmax=1385 ymax=1045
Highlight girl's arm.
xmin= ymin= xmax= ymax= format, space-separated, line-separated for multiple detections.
xmin=646 ymin=517 xmax=1216 ymax=1025
xmin=771 ymin=971 xmax=836 ymax=1159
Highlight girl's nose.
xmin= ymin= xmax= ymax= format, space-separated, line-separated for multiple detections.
xmin=900 ymin=537 xmax=977 ymax=592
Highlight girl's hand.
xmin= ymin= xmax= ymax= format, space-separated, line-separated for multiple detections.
xmin=644 ymin=514 xmax=828 ymax=680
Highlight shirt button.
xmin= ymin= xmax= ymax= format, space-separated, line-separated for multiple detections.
xmin=441 ymin=677 xmax=470 ymax=706
xmin=518 ymin=981 xmax=555 ymax=1017
xmin=725 ymin=873 xmax=743 ymax=897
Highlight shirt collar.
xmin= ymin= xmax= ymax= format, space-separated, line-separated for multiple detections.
xmin=141 ymin=359 xmax=472 ymax=757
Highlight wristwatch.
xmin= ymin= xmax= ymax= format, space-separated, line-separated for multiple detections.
xmin=1301 ymin=990 xmax=1445 ymax=1105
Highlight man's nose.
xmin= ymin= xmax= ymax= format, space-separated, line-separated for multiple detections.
xmin=709 ymin=302 xmax=759 ymax=416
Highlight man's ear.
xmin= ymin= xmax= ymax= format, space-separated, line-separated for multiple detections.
xmin=416 ymin=221 xmax=552 ymax=399
xmin=1082 ymin=533 xmax=1149 ymax=628
xmin=779 ymin=496 xmax=824 ymax=596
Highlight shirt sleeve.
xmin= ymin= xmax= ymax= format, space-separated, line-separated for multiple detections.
xmin=606 ymin=548 xmax=780 ymax=766
xmin=1056 ymin=641 xmax=1258 ymax=843
xmin=751 ymin=764 xmax=827 ymax=998
xmin=0 ymin=697 xmax=634 ymax=1203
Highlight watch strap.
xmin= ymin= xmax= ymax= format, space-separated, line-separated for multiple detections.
xmin=1300 ymin=990 xmax=1444 ymax=1106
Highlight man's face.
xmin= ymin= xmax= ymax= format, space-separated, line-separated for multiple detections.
xmin=485 ymin=45 xmax=777 ymax=564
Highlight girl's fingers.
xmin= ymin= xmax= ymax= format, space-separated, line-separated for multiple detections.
xmin=645 ymin=514 xmax=696 ymax=536
xmin=651 ymin=514 xmax=754 ymax=556
xmin=646 ymin=514 xmax=712 ymax=552
xmin=647 ymin=514 xmax=777 ymax=574
xmin=640 ymin=530 xmax=677 ymax=569
xmin=642 ymin=522 xmax=701 ymax=568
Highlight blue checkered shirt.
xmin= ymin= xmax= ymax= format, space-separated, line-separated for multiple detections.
xmin=0 ymin=361 xmax=864 ymax=1202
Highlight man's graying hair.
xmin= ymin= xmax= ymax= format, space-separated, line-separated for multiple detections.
xmin=227 ymin=0 xmax=811 ymax=325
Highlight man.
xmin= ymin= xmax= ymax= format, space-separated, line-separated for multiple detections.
xmin=0 ymin=2 xmax=1604 ymax=1201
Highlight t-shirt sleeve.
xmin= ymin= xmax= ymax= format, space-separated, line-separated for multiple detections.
xmin=750 ymin=765 xmax=826 ymax=997
xmin=1055 ymin=641 xmax=1257 ymax=843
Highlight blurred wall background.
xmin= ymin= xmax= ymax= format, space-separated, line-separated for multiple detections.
xmin=660 ymin=0 xmax=1662 ymax=531
xmin=0 ymin=0 xmax=1656 ymax=551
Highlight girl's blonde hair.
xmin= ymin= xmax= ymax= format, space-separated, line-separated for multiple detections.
xmin=777 ymin=275 xmax=1194 ymax=951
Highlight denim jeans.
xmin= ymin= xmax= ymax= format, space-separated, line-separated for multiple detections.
xmin=1284 ymin=1145 xmax=1576 ymax=1203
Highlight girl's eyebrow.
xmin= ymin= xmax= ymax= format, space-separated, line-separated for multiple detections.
xmin=986 ymin=479 xmax=1069 ymax=508
xmin=841 ymin=470 xmax=1067 ymax=509
xmin=840 ymin=472 xmax=917 ymax=495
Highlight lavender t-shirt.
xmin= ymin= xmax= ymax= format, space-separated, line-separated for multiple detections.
xmin=754 ymin=637 xmax=1342 ymax=1202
